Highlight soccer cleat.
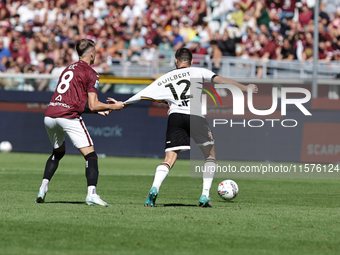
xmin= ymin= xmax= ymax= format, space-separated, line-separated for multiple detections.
xmin=199 ymin=195 xmax=212 ymax=208
xmin=144 ymin=187 xmax=158 ymax=207
xmin=86 ymin=194 xmax=110 ymax=207
xmin=35 ymin=188 xmax=47 ymax=203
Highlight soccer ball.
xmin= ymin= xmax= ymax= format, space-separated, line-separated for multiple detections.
xmin=0 ymin=141 xmax=12 ymax=152
xmin=217 ymin=179 xmax=239 ymax=201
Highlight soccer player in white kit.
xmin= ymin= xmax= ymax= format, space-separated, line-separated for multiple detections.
xmin=121 ymin=48 xmax=258 ymax=207
xmin=35 ymin=39 xmax=125 ymax=206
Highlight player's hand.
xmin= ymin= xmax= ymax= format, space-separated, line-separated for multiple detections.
xmin=112 ymin=101 xmax=125 ymax=111
xmin=106 ymin=97 xmax=117 ymax=104
xmin=247 ymin=84 xmax=258 ymax=93
xmin=98 ymin=110 xmax=111 ymax=116
xmin=107 ymin=97 xmax=126 ymax=110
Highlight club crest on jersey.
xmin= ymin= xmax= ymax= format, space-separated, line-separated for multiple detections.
xmin=94 ymin=80 xmax=99 ymax=89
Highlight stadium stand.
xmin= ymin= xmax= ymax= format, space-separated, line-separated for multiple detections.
xmin=0 ymin=0 xmax=340 ymax=93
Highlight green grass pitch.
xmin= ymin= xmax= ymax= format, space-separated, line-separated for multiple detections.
xmin=0 ymin=152 xmax=340 ymax=255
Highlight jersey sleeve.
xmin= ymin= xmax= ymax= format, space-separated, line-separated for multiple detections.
xmin=87 ymin=69 xmax=99 ymax=93
xmin=125 ymin=81 xmax=160 ymax=104
xmin=124 ymin=92 xmax=142 ymax=104
xmin=201 ymin=68 xmax=217 ymax=83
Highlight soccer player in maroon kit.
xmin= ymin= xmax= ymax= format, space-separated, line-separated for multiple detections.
xmin=35 ymin=39 xmax=125 ymax=206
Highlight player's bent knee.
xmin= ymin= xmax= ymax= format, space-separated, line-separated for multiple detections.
xmin=53 ymin=150 xmax=65 ymax=161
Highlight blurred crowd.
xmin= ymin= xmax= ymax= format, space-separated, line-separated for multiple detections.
xmin=1 ymin=0 xmax=340 ymax=90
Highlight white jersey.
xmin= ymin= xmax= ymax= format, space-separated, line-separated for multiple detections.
xmin=125 ymin=67 xmax=217 ymax=116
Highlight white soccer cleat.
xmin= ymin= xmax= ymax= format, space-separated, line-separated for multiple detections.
xmin=35 ymin=188 xmax=47 ymax=203
xmin=85 ymin=194 xmax=110 ymax=207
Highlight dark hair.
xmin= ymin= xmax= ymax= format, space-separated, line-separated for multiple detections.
xmin=71 ymin=13 xmax=78 ymax=18
xmin=61 ymin=2 xmax=68 ymax=9
xmin=76 ymin=39 xmax=95 ymax=58
xmin=210 ymin=39 xmax=217 ymax=45
xmin=175 ymin=48 xmax=192 ymax=65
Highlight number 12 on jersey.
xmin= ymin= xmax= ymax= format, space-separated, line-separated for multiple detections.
xmin=165 ymin=80 xmax=191 ymax=100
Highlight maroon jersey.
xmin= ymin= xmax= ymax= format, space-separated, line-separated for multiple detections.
xmin=45 ymin=61 xmax=99 ymax=119
xmin=319 ymin=46 xmax=334 ymax=60
xmin=242 ymin=36 xmax=255 ymax=57
xmin=299 ymin=10 xmax=313 ymax=27
xmin=320 ymin=32 xmax=332 ymax=43
xmin=258 ymin=41 xmax=277 ymax=59
xmin=282 ymin=0 xmax=297 ymax=13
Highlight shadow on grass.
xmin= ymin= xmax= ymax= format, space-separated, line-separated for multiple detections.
xmin=45 ymin=201 xmax=85 ymax=205
xmin=163 ymin=203 xmax=198 ymax=207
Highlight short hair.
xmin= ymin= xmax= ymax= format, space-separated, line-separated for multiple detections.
xmin=175 ymin=48 xmax=192 ymax=65
xmin=76 ymin=39 xmax=95 ymax=58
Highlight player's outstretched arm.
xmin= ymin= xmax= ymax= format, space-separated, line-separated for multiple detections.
xmin=212 ymin=76 xmax=258 ymax=93
xmin=107 ymin=97 xmax=132 ymax=109
xmin=88 ymin=93 xmax=125 ymax=113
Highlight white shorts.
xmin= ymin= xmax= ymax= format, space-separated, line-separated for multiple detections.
xmin=44 ymin=116 xmax=93 ymax=149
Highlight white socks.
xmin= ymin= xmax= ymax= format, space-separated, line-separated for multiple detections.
xmin=40 ymin=179 xmax=49 ymax=192
xmin=40 ymin=180 xmax=98 ymax=197
xmin=151 ymin=163 xmax=170 ymax=192
xmin=88 ymin=185 xmax=97 ymax=196
xmin=202 ymin=157 xmax=216 ymax=198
